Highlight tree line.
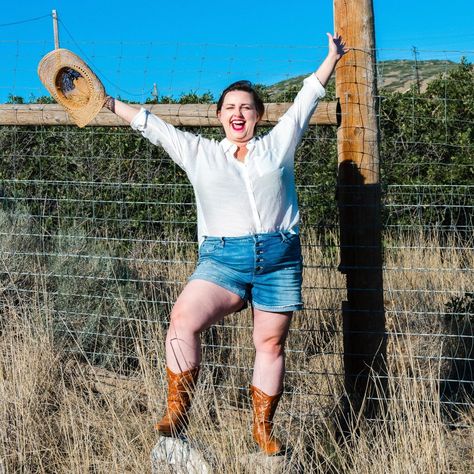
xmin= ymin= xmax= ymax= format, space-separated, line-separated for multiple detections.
xmin=1 ymin=59 xmax=472 ymax=241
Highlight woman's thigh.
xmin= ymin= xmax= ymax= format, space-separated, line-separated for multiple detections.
xmin=170 ymin=279 xmax=245 ymax=333
xmin=252 ymin=308 xmax=293 ymax=349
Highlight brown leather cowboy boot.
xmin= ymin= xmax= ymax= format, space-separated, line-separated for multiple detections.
xmin=155 ymin=366 xmax=200 ymax=436
xmin=250 ymin=385 xmax=283 ymax=455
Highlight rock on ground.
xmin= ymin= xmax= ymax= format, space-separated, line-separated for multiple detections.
xmin=151 ymin=436 xmax=211 ymax=474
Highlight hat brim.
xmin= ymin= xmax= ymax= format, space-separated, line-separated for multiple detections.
xmin=38 ymin=48 xmax=105 ymax=128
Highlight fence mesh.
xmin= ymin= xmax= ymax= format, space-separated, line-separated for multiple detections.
xmin=0 ymin=40 xmax=473 ymax=425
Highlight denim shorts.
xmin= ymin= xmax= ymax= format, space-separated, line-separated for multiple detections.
xmin=189 ymin=231 xmax=303 ymax=312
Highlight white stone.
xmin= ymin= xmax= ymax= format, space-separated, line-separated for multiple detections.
xmin=151 ymin=436 xmax=212 ymax=474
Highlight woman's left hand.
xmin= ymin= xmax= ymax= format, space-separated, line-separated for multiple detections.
xmin=327 ymin=32 xmax=348 ymax=61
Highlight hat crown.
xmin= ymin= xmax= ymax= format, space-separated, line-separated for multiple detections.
xmin=38 ymin=48 xmax=105 ymax=127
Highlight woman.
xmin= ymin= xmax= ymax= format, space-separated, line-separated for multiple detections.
xmin=104 ymin=33 xmax=347 ymax=455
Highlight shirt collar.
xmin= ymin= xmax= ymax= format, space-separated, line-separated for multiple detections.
xmin=220 ymin=137 xmax=256 ymax=154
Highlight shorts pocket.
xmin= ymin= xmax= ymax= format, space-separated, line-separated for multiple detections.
xmin=199 ymin=238 xmax=222 ymax=256
xmin=280 ymin=234 xmax=302 ymax=263
xmin=282 ymin=232 xmax=300 ymax=244
xmin=282 ymin=233 xmax=301 ymax=249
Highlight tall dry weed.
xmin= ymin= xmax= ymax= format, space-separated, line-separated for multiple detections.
xmin=0 ymin=229 xmax=472 ymax=472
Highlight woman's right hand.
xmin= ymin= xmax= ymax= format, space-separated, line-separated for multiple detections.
xmin=104 ymin=95 xmax=116 ymax=113
xmin=103 ymin=96 xmax=140 ymax=124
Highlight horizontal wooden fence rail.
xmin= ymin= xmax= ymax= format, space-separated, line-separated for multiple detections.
xmin=0 ymin=101 xmax=339 ymax=127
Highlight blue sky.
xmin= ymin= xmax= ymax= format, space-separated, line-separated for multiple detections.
xmin=1 ymin=0 xmax=473 ymax=102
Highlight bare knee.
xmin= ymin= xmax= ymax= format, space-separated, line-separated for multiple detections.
xmin=253 ymin=333 xmax=286 ymax=357
xmin=169 ymin=297 xmax=220 ymax=337
xmin=169 ymin=303 xmax=201 ymax=336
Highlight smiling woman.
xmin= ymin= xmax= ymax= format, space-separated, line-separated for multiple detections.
xmin=215 ymin=81 xmax=264 ymax=161
xmin=98 ymin=32 xmax=348 ymax=456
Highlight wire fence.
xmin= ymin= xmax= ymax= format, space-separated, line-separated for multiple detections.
xmin=0 ymin=40 xmax=473 ymax=425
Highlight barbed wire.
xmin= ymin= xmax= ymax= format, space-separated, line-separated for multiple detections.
xmin=0 ymin=14 xmax=51 ymax=28
xmin=0 ymin=40 xmax=472 ymax=427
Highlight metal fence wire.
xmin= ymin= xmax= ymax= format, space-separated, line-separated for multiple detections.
xmin=0 ymin=41 xmax=473 ymax=424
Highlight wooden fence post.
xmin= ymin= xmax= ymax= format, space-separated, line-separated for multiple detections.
xmin=333 ymin=0 xmax=387 ymax=427
xmin=52 ymin=10 xmax=60 ymax=50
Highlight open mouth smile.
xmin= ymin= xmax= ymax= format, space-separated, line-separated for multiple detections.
xmin=231 ymin=120 xmax=245 ymax=132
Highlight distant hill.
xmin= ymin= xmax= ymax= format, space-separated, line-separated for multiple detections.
xmin=266 ymin=59 xmax=458 ymax=97
xmin=376 ymin=59 xmax=457 ymax=92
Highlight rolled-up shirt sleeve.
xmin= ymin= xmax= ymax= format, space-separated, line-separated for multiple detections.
xmin=130 ymin=108 xmax=201 ymax=171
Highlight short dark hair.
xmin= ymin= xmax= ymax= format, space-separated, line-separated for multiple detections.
xmin=216 ymin=80 xmax=265 ymax=118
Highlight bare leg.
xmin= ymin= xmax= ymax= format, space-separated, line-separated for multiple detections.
xmin=252 ymin=309 xmax=292 ymax=395
xmin=166 ymin=279 xmax=244 ymax=373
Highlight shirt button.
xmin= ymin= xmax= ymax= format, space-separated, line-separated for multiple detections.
xmin=257 ymin=258 xmax=263 ymax=262
xmin=256 ymin=266 xmax=263 ymax=271
xmin=256 ymin=242 xmax=263 ymax=247
xmin=256 ymin=250 xmax=263 ymax=255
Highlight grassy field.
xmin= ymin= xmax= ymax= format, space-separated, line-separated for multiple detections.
xmin=0 ymin=231 xmax=473 ymax=473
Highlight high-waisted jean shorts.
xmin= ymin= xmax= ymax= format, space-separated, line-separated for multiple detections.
xmin=189 ymin=231 xmax=303 ymax=312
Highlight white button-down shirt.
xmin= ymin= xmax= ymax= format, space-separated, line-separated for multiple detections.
xmin=130 ymin=73 xmax=325 ymax=244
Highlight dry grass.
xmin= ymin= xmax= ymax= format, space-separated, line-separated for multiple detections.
xmin=0 ymin=231 xmax=473 ymax=473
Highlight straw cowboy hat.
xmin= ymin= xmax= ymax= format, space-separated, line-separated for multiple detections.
xmin=38 ymin=48 xmax=106 ymax=128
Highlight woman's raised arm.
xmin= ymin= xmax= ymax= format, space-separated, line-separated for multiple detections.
xmin=314 ymin=33 xmax=348 ymax=87
xmin=104 ymin=96 xmax=140 ymax=124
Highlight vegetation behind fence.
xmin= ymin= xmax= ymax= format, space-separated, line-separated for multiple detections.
xmin=0 ymin=57 xmax=472 ymax=426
